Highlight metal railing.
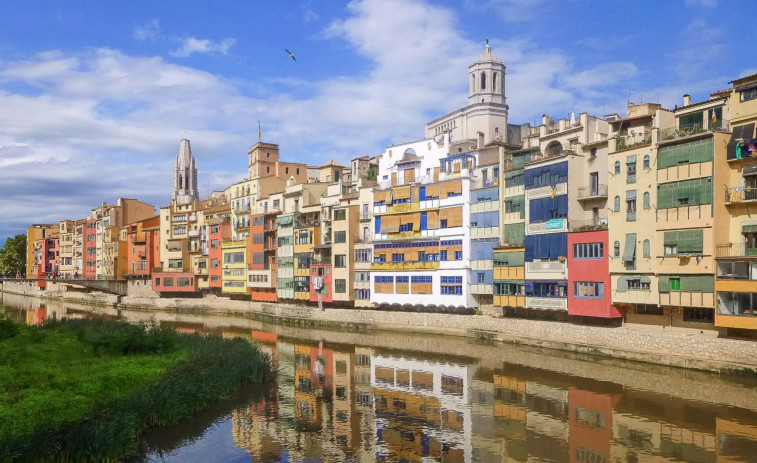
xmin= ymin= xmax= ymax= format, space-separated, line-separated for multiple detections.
xmin=659 ymin=120 xmax=730 ymax=142
xmin=626 ymin=211 xmax=637 ymax=222
xmin=577 ymin=184 xmax=608 ymax=199
xmin=725 ymin=186 xmax=757 ymax=203
xmin=715 ymin=243 xmax=757 ymax=258
xmin=568 ymin=218 xmax=608 ymax=231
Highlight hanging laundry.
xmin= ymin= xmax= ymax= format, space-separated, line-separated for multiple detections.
xmin=737 ymin=142 xmax=743 ymax=160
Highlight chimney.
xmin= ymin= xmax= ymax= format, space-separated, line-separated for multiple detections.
xmin=542 ymin=114 xmax=549 ymax=126
xmin=683 ymin=94 xmax=691 ymax=106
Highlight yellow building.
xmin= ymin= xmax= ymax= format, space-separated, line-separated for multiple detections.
xmin=221 ymin=239 xmax=247 ymax=295
xmin=493 ymin=246 xmax=525 ymax=314
xmin=714 ymin=73 xmax=757 ymax=333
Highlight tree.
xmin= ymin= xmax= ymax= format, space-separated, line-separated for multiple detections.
xmin=364 ymin=167 xmax=378 ymax=181
xmin=0 ymin=234 xmax=27 ymax=277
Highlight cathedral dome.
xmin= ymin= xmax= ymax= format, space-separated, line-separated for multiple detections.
xmin=474 ymin=42 xmax=502 ymax=65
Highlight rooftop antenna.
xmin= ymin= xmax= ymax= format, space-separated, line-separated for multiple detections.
xmin=627 ymin=90 xmax=635 ymax=105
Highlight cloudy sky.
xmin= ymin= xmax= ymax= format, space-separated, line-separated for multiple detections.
xmin=0 ymin=0 xmax=751 ymax=243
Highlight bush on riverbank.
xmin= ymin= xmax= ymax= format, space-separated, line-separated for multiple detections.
xmin=0 ymin=315 xmax=272 ymax=462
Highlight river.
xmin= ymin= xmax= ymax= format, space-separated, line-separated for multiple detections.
xmin=3 ymin=291 xmax=757 ymax=462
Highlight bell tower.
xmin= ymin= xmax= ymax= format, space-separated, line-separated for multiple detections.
xmin=172 ymin=139 xmax=198 ymax=206
xmin=469 ymin=40 xmax=506 ymax=106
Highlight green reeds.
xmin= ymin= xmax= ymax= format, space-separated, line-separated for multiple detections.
xmin=0 ymin=316 xmax=272 ymax=462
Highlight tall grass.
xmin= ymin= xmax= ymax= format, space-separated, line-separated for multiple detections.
xmin=0 ymin=316 xmax=272 ymax=462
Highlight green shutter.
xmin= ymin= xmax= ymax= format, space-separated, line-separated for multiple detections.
xmin=657 ymin=177 xmax=713 ymax=209
xmin=623 ymin=233 xmax=637 ymax=262
xmin=505 ymin=223 xmax=525 ymax=246
xmin=680 ymin=275 xmax=714 ymax=292
xmin=659 ymin=276 xmax=670 ymax=292
xmin=278 ymin=215 xmax=293 ymax=226
xmin=743 ymin=224 xmax=757 ymax=234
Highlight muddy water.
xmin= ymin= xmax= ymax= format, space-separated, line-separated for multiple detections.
xmin=3 ymin=292 xmax=757 ymax=462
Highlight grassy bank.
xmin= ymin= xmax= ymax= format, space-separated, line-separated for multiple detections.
xmin=0 ymin=315 xmax=271 ymax=462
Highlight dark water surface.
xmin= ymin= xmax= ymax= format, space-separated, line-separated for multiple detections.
xmin=3 ymin=292 xmax=757 ymax=463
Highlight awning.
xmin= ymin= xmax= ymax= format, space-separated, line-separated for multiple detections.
xmin=277 ymin=215 xmax=293 ymax=226
xmin=743 ymin=224 xmax=757 ymax=234
xmin=626 ymin=190 xmax=637 ymax=200
xmin=728 ymin=123 xmax=755 ymax=159
xmin=626 ymin=154 xmax=637 ymax=163
xmin=623 ymin=233 xmax=637 ymax=262
xmin=617 ymin=275 xmax=651 ymax=291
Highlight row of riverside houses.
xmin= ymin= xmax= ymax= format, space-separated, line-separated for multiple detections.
xmin=25 ymin=43 xmax=757 ymax=336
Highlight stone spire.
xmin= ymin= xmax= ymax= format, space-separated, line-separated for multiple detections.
xmin=172 ymin=139 xmax=199 ymax=206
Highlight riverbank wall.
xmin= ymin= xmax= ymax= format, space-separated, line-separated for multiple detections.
xmin=3 ymin=280 xmax=757 ymax=375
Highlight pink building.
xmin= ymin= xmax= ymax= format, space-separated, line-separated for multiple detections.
xmin=208 ymin=219 xmax=231 ymax=289
xmin=568 ymin=229 xmax=623 ymax=319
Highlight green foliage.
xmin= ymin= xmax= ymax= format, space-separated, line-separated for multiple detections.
xmin=365 ymin=166 xmax=378 ymax=181
xmin=0 ymin=314 xmax=19 ymax=341
xmin=0 ymin=317 xmax=272 ymax=462
xmin=0 ymin=235 xmax=26 ymax=277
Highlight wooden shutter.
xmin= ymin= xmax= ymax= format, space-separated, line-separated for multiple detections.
xmin=425 ymin=184 xmax=439 ymax=199
xmin=441 ymin=207 xmax=463 ymax=227
xmin=427 ymin=211 xmax=440 ymax=229
xmin=404 ymin=168 xmax=415 ymax=183
xmin=394 ymin=186 xmax=411 ymax=200
xmin=381 ymin=215 xmax=400 ymax=233
xmin=440 ymin=180 xmax=462 ymax=197
xmin=391 ymin=172 xmax=397 ymax=186
xmin=374 ymin=190 xmax=391 ymax=204
xmin=433 ymin=167 xmax=439 ymax=182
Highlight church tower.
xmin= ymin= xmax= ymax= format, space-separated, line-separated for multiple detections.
xmin=468 ymin=41 xmax=506 ymax=106
xmin=172 ymin=139 xmax=198 ymax=206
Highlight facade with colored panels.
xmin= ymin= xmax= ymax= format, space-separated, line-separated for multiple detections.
xmin=276 ymin=212 xmax=295 ymax=299
xmin=653 ymin=95 xmax=731 ymax=332
xmin=58 ymin=220 xmax=74 ymax=278
xmin=294 ymin=209 xmax=320 ymax=301
xmin=502 ymin=148 xmax=529 ymax=248
xmin=607 ymin=104 xmax=674 ymax=324
xmin=470 ymin=145 xmax=502 ymax=304
xmin=567 ymin=228 xmax=622 ymax=318
xmin=221 ymin=239 xmax=248 ymax=295
xmin=31 ymin=235 xmax=59 ymax=279
xmin=493 ymin=246 xmax=525 ymax=313
xmin=121 ymin=215 xmax=160 ymax=280
xmin=309 ymin=264 xmax=332 ymax=304
xmin=85 ymin=219 xmax=97 ymax=279
xmin=370 ymin=135 xmax=477 ymax=309
xmin=715 ymin=75 xmax=757 ymax=333
xmin=207 ymin=219 xmax=230 ymax=289
xmin=26 ymin=224 xmax=58 ymax=278
xmin=151 ymin=272 xmax=197 ymax=293
xmin=248 ymin=208 xmax=279 ymax=302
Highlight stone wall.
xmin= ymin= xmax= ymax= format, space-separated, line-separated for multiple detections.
xmin=6 ymin=287 xmax=757 ymax=374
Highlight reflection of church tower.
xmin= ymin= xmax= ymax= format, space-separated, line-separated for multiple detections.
xmin=172 ymin=139 xmax=198 ymax=205
xmin=468 ymin=41 xmax=506 ymax=106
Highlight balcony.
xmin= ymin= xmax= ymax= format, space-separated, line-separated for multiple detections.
xmin=577 ymin=184 xmax=608 ymax=201
xmin=658 ymin=120 xmax=730 ymax=143
xmin=371 ymin=261 xmax=440 ymax=271
xmin=189 ymin=214 xmax=197 ymax=222
xmin=613 ymin=131 xmax=652 ymax=153
xmin=360 ymin=212 xmax=372 ymax=222
xmin=188 ymin=230 xmax=200 ymax=238
xmin=715 ymin=243 xmax=757 ymax=258
xmin=568 ymin=218 xmax=608 ymax=232
xmin=725 ymin=186 xmax=757 ymax=204
xmin=626 ymin=211 xmax=637 ymax=222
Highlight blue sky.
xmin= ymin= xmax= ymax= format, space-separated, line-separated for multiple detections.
xmin=0 ymin=0 xmax=753 ymax=244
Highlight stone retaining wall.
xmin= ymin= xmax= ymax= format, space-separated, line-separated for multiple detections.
xmin=5 ymin=287 xmax=757 ymax=374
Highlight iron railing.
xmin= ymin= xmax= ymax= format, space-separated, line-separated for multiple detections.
xmin=725 ymin=186 xmax=757 ymax=203
xmin=716 ymin=243 xmax=757 ymax=258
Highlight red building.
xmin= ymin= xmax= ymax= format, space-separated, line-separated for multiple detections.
xmin=123 ymin=215 xmax=160 ymax=283
xmin=151 ymin=272 xmax=198 ymax=293
xmin=568 ymin=388 xmax=619 ymax=463
xmin=31 ymin=235 xmax=59 ymax=287
xmin=207 ymin=219 xmax=231 ymax=289
xmin=248 ymin=212 xmax=279 ymax=302
xmin=309 ymin=264 xmax=333 ymax=304
xmin=567 ymin=229 xmax=623 ymax=319
xmin=85 ymin=219 xmax=97 ymax=280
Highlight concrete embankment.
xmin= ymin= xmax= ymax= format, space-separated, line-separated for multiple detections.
xmin=3 ymin=280 xmax=757 ymax=375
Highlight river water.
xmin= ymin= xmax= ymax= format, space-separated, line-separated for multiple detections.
xmin=3 ymin=292 xmax=757 ymax=463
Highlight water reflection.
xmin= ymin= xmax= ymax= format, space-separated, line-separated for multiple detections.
xmin=3 ymin=292 xmax=757 ymax=462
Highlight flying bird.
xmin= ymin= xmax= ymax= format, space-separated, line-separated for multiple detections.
xmin=285 ymin=49 xmax=296 ymax=61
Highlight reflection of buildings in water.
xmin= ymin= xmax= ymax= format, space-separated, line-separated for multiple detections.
xmin=568 ymin=389 xmax=618 ymax=463
xmin=716 ymin=418 xmax=757 ymax=462
xmin=370 ymin=354 xmax=476 ymax=463
xmin=332 ymin=351 xmax=354 ymax=449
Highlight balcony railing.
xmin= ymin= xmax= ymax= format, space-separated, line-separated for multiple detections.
xmin=626 ymin=211 xmax=637 ymax=222
xmin=725 ymin=186 xmax=757 ymax=204
xmin=577 ymin=184 xmax=608 ymax=200
xmin=716 ymin=243 xmax=757 ymax=258
xmin=568 ymin=218 xmax=608 ymax=231
xmin=188 ymin=230 xmax=200 ymax=237
xmin=614 ymin=132 xmax=652 ymax=152
xmin=659 ymin=120 xmax=730 ymax=142
xmin=360 ymin=212 xmax=372 ymax=221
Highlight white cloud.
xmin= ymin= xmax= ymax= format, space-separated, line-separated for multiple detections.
xmin=170 ymin=37 xmax=236 ymax=57
xmin=133 ymin=19 xmax=160 ymax=41
xmin=465 ymin=0 xmax=552 ymax=22
xmin=303 ymin=3 xmax=320 ymax=22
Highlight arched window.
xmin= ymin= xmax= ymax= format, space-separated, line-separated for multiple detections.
xmin=546 ymin=141 xmax=563 ymax=156
xmin=643 ymin=154 xmax=650 ymax=169
xmin=481 ymin=72 xmax=486 ymax=90
xmin=643 ymin=192 xmax=650 ymax=209
xmin=614 ymin=241 xmax=620 ymax=258
xmin=614 ymin=161 xmax=621 ymax=174
xmin=493 ymin=72 xmax=498 ymax=91
xmin=643 ymin=239 xmax=650 ymax=258
xmin=614 ymin=196 xmax=620 ymax=212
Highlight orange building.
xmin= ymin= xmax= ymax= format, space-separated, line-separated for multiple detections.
xmin=122 ymin=215 xmax=161 ymax=286
xmin=207 ymin=218 xmax=231 ymax=289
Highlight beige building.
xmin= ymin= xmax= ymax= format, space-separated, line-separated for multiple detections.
xmin=607 ymin=103 xmax=674 ymax=323
xmin=58 ymin=220 xmax=75 ymax=278
xmin=354 ymin=184 xmax=375 ymax=307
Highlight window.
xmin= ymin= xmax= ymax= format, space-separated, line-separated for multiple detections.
xmin=643 ymin=239 xmax=650 ymax=258
xmin=627 ymin=159 xmax=637 ymax=183
xmin=334 ymin=209 xmax=346 ymax=221
xmin=211 ymin=258 xmax=219 ymax=268
xmin=683 ymin=307 xmax=714 ymax=323
xmin=657 ymin=177 xmax=713 ymax=209
xmin=663 ymin=229 xmax=703 ymax=255
xmin=614 ymin=241 xmax=620 ymax=258
xmin=440 ymin=250 xmax=448 ymax=261
xmin=741 ymin=88 xmax=757 ymax=102
xmin=573 ymin=242 xmax=604 ymax=259
xmin=223 ymin=252 xmax=244 ymax=264
xmin=477 ymin=272 xmax=485 ymax=283
xmin=335 ymin=279 xmax=346 ymax=293
xmin=481 ymin=71 xmax=486 ymax=90
xmin=591 ymin=147 xmax=597 ymax=158
xmin=163 ymin=277 xmax=174 ymax=287
xmin=670 ymin=277 xmax=681 ymax=291
xmin=614 ymin=161 xmax=620 ymax=174
xmin=454 ymin=251 xmax=462 ymax=260
xmin=643 ymin=154 xmax=650 ymax=169
xmin=334 ymin=231 xmax=346 ymax=243
xmin=399 ymin=223 xmax=413 ymax=232
xmin=628 ymin=279 xmax=651 ymax=291
xmin=643 ymin=192 xmax=650 ymax=210
xmin=297 ymin=230 xmax=310 ymax=245
xmin=355 ymin=249 xmax=371 ymax=262
xmin=441 ymin=219 xmax=448 ymax=228
xmin=574 ymin=282 xmax=604 ymax=299
xmin=614 ymin=196 xmax=620 ymax=212
xmin=440 ymin=276 xmax=463 ymax=295
xmin=391 ymin=253 xmax=405 ymax=263
xmin=335 ymin=254 xmax=346 ymax=268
